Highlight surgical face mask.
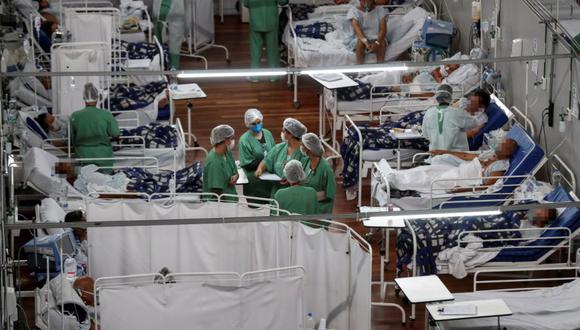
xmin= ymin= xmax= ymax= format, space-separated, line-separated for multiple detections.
xmin=280 ymin=131 xmax=288 ymax=142
xmin=364 ymin=4 xmax=372 ymax=12
xmin=52 ymin=119 xmax=61 ymax=131
xmin=227 ymin=139 xmax=235 ymax=151
xmin=250 ymin=123 xmax=263 ymax=133
xmin=300 ymin=146 xmax=309 ymax=156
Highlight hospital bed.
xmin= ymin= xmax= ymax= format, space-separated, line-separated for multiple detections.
xmin=437 ymin=266 xmax=580 ymax=330
xmin=16 ymin=146 xmax=204 ymax=201
xmin=323 ymin=56 xmax=481 ymax=119
xmin=396 ymin=155 xmax=579 ymax=277
xmin=16 ymin=109 xmax=189 ymax=170
xmin=341 ymin=86 xmax=469 ymax=206
xmin=371 ymin=123 xmax=544 ymax=211
xmin=283 ymin=3 xmax=433 ymax=106
xmin=83 ymin=196 xmax=371 ymax=330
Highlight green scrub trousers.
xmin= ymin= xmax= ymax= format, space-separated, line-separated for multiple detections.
xmin=303 ymin=158 xmax=336 ymax=215
xmin=243 ymin=0 xmax=289 ymax=68
xmin=70 ymin=106 xmax=119 ymax=171
xmin=203 ymin=149 xmax=239 ymax=202
xmin=238 ymin=129 xmax=276 ymax=202
xmin=274 ymin=185 xmax=318 ymax=215
xmin=263 ymin=142 xmax=310 ymax=197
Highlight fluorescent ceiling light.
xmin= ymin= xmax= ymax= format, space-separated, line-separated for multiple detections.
xmin=369 ymin=209 xmax=501 ymax=221
xmin=177 ymin=70 xmax=287 ymax=78
xmin=302 ymin=65 xmax=407 ymax=75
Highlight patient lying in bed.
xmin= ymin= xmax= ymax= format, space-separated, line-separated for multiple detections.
xmin=382 ymin=138 xmax=517 ymax=194
xmin=57 ymin=162 xmax=203 ymax=195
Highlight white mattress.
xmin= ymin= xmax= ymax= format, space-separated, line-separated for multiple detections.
xmin=440 ymin=279 xmax=580 ymax=330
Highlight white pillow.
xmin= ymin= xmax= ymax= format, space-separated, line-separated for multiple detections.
xmin=39 ymin=198 xmax=66 ymax=235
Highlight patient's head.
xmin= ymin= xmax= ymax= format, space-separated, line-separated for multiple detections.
xmin=467 ymin=88 xmax=491 ymax=115
xmin=527 ymin=208 xmax=557 ymax=228
xmin=55 ymin=162 xmax=77 ymax=184
xmin=495 ymin=138 xmax=518 ymax=159
xmin=73 ymin=276 xmax=95 ymax=306
xmin=65 ymin=210 xmax=86 ymax=240
xmin=34 ymin=0 xmax=50 ymax=10
xmin=40 ymin=20 xmax=57 ymax=37
xmin=36 ymin=113 xmax=55 ymax=133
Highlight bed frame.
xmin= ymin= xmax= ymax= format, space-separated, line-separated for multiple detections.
xmin=395 ymin=153 xmax=577 ymax=319
xmin=341 ymin=84 xmax=463 ymax=207
xmin=284 ymin=2 xmax=421 ymax=108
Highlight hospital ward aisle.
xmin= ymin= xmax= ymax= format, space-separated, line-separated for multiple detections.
xmin=166 ymin=15 xmax=474 ymax=330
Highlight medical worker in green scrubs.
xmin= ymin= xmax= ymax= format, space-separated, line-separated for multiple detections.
xmin=274 ymin=160 xmax=318 ymax=215
xmin=422 ymin=84 xmax=478 ymax=151
xmin=70 ymin=83 xmax=119 ymax=172
xmin=242 ymin=0 xmax=288 ymax=81
xmin=300 ymin=133 xmax=336 ymax=215
xmin=203 ymin=125 xmax=239 ymax=201
xmin=238 ymin=108 xmax=276 ymax=202
xmin=255 ymin=118 xmax=309 ymax=197
xmin=154 ymin=0 xmax=185 ymax=69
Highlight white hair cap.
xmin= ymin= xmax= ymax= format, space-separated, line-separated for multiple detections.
xmin=83 ymin=83 xmax=100 ymax=103
xmin=244 ymin=108 xmax=263 ymax=127
xmin=210 ymin=124 xmax=235 ymax=145
xmin=301 ymin=133 xmax=324 ymax=157
xmin=283 ymin=159 xmax=306 ymax=184
xmin=283 ymin=118 xmax=307 ymax=139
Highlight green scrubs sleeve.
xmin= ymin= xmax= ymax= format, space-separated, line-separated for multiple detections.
xmin=107 ymin=113 xmax=120 ymax=138
xmin=205 ymin=161 xmax=228 ymax=191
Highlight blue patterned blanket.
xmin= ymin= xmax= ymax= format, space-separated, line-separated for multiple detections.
xmin=340 ymin=110 xmax=428 ymax=189
xmin=119 ymin=161 xmax=203 ymax=196
xmin=108 ymin=80 xmax=167 ymax=112
xmin=396 ymin=211 xmax=525 ymax=275
xmin=120 ymin=40 xmax=170 ymax=68
xmin=119 ymin=123 xmax=177 ymax=148
xmin=295 ymin=22 xmax=335 ymax=40
xmin=337 ymin=78 xmax=394 ymax=101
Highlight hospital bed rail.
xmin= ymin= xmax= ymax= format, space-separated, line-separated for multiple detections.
xmin=455 ymin=226 xmax=574 ymax=267
xmin=344 ymin=111 xmax=431 ymax=207
xmin=509 ymin=106 xmax=535 ymax=139
xmin=473 ymin=265 xmax=580 ymax=293
xmin=374 ymin=82 xmax=463 ymax=117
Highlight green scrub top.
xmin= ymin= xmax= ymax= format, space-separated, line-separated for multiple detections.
xmin=203 ymin=149 xmax=238 ymax=202
xmin=263 ymin=142 xmax=310 ymax=197
xmin=422 ymin=105 xmax=478 ymax=151
xmin=238 ymin=129 xmax=276 ymax=201
xmin=303 ymin=158 xmax=336 ymax=215
xmin=70 ymin=106 xmax=119 ymax=170
xmin=274 ymin=185 xmax=318 ymax=215
xmin=243 ymin=0 xmax=289 ymax=32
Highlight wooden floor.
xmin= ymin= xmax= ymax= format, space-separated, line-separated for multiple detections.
xmin=172 ymin=15 xmax=479 ymax=330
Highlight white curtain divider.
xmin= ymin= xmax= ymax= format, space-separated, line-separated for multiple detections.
xmin=50 ymin=43 xmax=109 ymax=117
xmin=87 ymin=199 xmax=371 ymax=330
xmin=96 ymin=268 xmax=305 ymax=330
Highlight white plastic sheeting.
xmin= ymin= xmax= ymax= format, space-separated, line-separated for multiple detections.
xmin=50 ymin=43 xmax=109 ymax=117
xmin=96 ymin=269 xmax=305 ymax=330
xmin=65 ymin=11 xmax=114 ymax=44
xmin=185 ymin=0 xmax=214 ymax=49
xmin=86 ymin=199 xmax=371 ymax=330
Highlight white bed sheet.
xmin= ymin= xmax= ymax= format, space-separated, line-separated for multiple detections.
xmin=284 ymin=7 xmax=428 ymax=67
xmin=440 ymin=279 xmax=580 ymax=330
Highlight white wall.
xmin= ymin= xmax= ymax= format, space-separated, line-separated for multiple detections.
xmin=438 ymin=0 xmax=580 ymax=191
